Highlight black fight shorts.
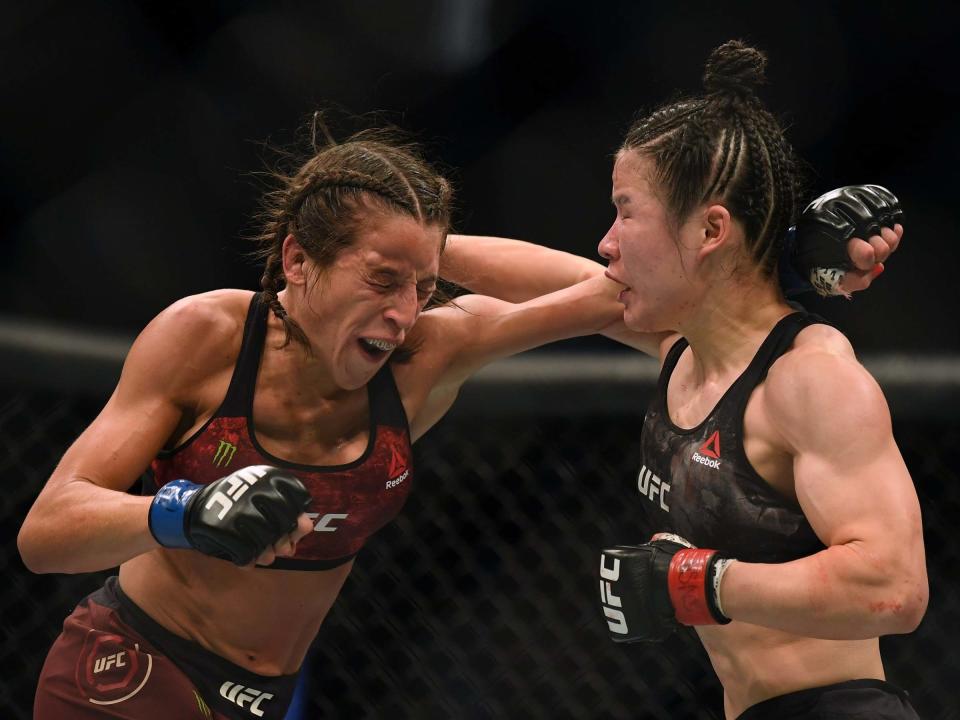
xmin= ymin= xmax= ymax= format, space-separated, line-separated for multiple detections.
xmin=736 ymin=678 xmax=920 ymax=720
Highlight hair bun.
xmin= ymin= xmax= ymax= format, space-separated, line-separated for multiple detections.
xmin=703 ymin=40 xmax=767 ymax=98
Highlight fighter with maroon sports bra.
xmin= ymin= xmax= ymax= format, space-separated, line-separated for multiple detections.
xmin=143 ymin=291 xmax=414 ymax=570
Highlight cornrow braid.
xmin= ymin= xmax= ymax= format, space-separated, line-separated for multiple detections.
xmin=251 ymin=120 xmax=452 ymax=351
xmin=621 ymin=40 xmax=803 ymax=278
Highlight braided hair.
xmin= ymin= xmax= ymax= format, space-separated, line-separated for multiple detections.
xmin=253 ymin=120 xmax=452 ymax=349
xmin=622 ymin=40 xmax=803 ymax=276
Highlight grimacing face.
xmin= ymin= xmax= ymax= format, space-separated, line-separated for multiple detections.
xmin=299 ymin=211 xmax=443 ymax=390
xmin=597 ymin=151 xmax=712 ymax=333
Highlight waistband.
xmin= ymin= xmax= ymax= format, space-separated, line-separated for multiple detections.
xmin=736 ymin=679 xmax=915 ymax=720
xmin=91 ymin=576 xmax=300 ymax=719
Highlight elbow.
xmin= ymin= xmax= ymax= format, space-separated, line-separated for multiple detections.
xmin=874 ymin=576 xmax=928 ymax=635
xmin=17 ymin=523 xmax=46 ymax=574
xmin=897 ymin=581 xmax=928 ymax=633
xmin=17 ymin=518 xmax=62 ymax=575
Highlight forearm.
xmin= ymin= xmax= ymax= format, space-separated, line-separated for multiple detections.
xmin=18 ymin=479 xmax=160 ymax=574
xmin=719 ymin=543 xmax=927 ymax=640
xmin=441 ymin=234 xmax=604 ymax=302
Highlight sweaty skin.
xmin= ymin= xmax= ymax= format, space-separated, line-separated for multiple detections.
xmin=440 ymin=157 xmax=919 ymax=718
xmin=18 ymin=212 xmax=625 ymax=676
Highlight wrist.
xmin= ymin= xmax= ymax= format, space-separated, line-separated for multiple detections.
xmin=148 ymin=479 xmax=200 ymax=549
xmin=667 ymin=548 xmax=733 ymax=625
xmin=778 ymin=226 xmax=815 ymax=297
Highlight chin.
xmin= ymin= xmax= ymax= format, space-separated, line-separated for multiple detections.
xmin=623 ymin=307 xmax=656 ymax=334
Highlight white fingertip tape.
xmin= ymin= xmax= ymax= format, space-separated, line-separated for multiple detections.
xmin=810 ymin=267 xmax=850 ymax=298
xmin=650 ymin=532 xmax=694 ymax=548
xmin=712 ymin=558 xmax=736 ymax=619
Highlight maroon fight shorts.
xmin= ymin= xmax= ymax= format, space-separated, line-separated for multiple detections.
xmin=35 ymin=576 xmax=299 ymax=719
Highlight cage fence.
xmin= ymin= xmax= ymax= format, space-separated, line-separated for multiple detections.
xmin=1 ymin=320 xmax=958 ymax=719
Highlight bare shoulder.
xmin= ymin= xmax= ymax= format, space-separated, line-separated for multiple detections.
xmin=124 ymin=289 xmax=252 ymax=403
xmin=392 ymin=296 xmax=511 ymax=406
xmin=763 ymin=323 xmax=890 ymax=452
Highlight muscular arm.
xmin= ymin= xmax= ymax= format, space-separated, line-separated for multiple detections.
xmin=717 ymin=351 xmax=928 ymax=639
xmin=404 ymin=274 xmax=628 ymax=440
xmin=441 ymin=234 xmax=670 ymax=354
xmin=441 ymin=234 xmax=605 ymax=301
xmin=17 ymin=296 xmax=239 ymax=573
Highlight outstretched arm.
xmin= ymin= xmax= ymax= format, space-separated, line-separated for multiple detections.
xmin=443 ymin=200 xmax=902 ymax=353
xmin=403 ymin=274 xmax=635 ymax=440
xmin=441 ymin=234 xmax=605 ymax=302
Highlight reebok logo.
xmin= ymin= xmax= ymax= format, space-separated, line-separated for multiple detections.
xmin=385 ymin=444 xmax=409 ymax=489
xmin=219 ymin=681 xmax=274 ymax=717
xmin=692 ymin=430 xmax=721 ymax=470
xmin=386 ymin=468 xmax=409 ymax=489
xmin=637 ymin=465 xmax=670 ymax=511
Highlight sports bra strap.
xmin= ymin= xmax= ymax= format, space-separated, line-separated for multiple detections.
xmin=219 ymin=292 xmax=269 ymax=417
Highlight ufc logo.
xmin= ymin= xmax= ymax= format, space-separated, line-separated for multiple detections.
xmin=220 ymin=681 xmax=274 ymax=717
xmin=637 ymin=465 xmax=670 ymax=512
xmin=205 ymin=465 xmax=272 ymax=520
xmin=93 ymin=651 xmax=127 ymax=673
xmin=599 ymin=553 xmax=628 ymax=635
xmin=307 ymin=512 xmax=348 ymax=532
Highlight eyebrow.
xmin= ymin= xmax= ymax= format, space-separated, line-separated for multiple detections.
xmin=612 ymin=194 xmax=631 ymax=208
xmin=371 ymin=267 xmax=438 ymax=286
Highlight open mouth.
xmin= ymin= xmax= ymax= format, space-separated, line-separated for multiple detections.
xmin=358 ymin=337 xmax=397 ymax=361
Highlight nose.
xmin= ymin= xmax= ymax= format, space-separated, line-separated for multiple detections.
xmin=384 ymin=284 xmax=420 ymax=332
xmin=598 ymin=220 xmax=620 ymax=261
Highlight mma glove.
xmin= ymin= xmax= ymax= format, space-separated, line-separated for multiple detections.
xmin=599 ymin=533 xmax=735 ymax=643
xmin=784 ymin=184 xmax=902 ymax=297
xmin=148 ymin=465 xmax=312 ymax=566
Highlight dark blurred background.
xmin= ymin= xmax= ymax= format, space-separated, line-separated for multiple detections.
xmin=2 ymin=0 xmax=958 ymax=350
xmin=3 ymin=3 xmax=960 ymax=719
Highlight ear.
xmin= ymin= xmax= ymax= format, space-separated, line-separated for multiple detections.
xmin=696 ymin=204 xmax=733 ymax=261
xmin=281 ymin=234 xmax=308 ymax=286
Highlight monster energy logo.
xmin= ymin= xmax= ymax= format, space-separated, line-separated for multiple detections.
xmin=193 ymin=690 xmax=212 ymax=720
xmin=213 ymin=440 xmax=237 ymax=467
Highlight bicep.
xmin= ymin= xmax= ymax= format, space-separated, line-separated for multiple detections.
xmin=48 ymin=386 xmax=184 ymax=495
xmin=794 ymin=437 xmax=920 ymax=551
xmin=776 ymin=358 xmax=923 ymax=558
xmin=38 ymin=299 xmax=231 ymax=498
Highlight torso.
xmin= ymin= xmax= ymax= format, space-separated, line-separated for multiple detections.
xmin=122 ymin=291 xmax=431 ymax=674
xmin=642 ymin=313 xmax=884 ymax=718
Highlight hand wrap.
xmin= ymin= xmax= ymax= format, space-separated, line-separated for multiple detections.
xmin=149 ymin=465 xmax=311 ymax=566
xmin=599 ymin=533 xmax=732 ymax=643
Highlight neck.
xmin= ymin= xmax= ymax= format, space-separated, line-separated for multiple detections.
xmin=270 ymin=289 xmax=347 ymax=401
xmin=677 ymin=272 xmax=793 ymax=382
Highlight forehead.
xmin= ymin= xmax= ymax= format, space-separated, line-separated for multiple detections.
xmin=612 ymin=150 xmax=656 ymax=195
xmin=350 ymin=213 xmax=443 ymax=273
xmin=611 ymin=150 xmax=670 ymax=220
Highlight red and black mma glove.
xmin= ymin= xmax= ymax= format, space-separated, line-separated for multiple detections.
xmin=148 ymin=464 xmax=312 ymax=566
xmin=786 ymin=184 xmax=903 ymax=297
xmin=599 ymin=533 xmax=734 ymax=643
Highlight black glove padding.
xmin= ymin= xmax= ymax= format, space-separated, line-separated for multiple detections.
xmin=793 ymin=184 xmax=903 ymax=275
xmin=186 ymin=465 xmax=311 ymax=566
xmin=599 ymin=541 xmax=684 ymax=643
